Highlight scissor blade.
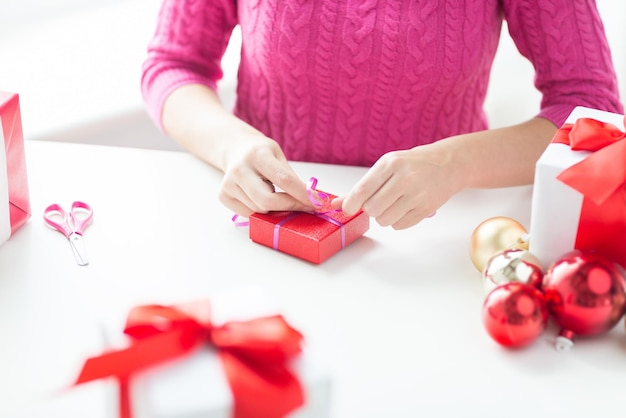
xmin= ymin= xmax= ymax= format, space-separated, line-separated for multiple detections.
xmin=68 ymin=233 xmax=89 ymax=266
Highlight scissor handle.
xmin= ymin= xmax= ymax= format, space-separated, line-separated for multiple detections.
xmin=69 ymin=201 xmax=94 ymax=235
xmin=44 ymin=203 xmax=73 ymax=237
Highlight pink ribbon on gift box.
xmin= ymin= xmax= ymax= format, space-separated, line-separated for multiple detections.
xmin=234 ymin=177 xmax=347 ymax=250
xmin=273 ymin=213 xmax=300 ymax=249
xmin=552 ymin=116 xmax=626 ymax=266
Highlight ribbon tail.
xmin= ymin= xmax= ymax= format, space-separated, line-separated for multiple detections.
xmin=75 ymin=328 xmax=201 ymax=384
xmin=221 ymin=351 xmax=304 ymax=418
xmin=119 ymin=377 xmax=132 ymax=418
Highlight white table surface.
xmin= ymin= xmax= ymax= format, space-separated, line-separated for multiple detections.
xmin=1 ymin=140 xmax=625 ymax=418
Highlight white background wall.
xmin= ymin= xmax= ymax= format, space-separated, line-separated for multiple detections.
xmin=0 ymin=0 xmax=624 ymax=149
xmin=485 ymin=1 xmax=626 ymax=128
xmin=0 ymin=0 xmax=126 ymax=25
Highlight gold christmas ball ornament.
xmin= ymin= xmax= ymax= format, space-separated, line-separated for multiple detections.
xmin=482 ymin=248 xmax=544 ymax=294
xmin=511 ymin=233 xmax=530 ymax=251
xmin=469 ymin=216 xmax=528 ymax=272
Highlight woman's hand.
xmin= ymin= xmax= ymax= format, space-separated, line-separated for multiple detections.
xmin=334 ymin=118 xmax=556 ymax=230
xmin=161 ymin=84 xmax=315 ymax=217
xmin=334 ymin=143 xmax=462 ymax=230
xmin=162 ymin=84 xmax=555 ymax=225
xmin=219 ymin=134 xmax=315 ymax=217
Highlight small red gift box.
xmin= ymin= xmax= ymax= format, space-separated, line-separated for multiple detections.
xmin=249 ymin=194 xmax=369 ymax=264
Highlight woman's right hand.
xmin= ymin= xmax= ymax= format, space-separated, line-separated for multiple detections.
xmin=219 ymin=134 xmax=316 ymax=217
xmin=161 ymin=84 xmax=315 ymax=217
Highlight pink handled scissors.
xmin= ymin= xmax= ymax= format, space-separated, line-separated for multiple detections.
xmin=44 ymin=201 xmax=94 ymax=266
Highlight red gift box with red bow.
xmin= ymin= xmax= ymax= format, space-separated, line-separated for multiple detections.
xmin=249 ymin=192 xmax=369 ymax=264
xmin=529 ymin=106 xmax=626 ymax=269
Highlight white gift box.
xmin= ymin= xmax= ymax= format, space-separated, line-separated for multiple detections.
xmin=99 ymin=287 xmax=333 ymax=418
xmin=14 ymin=382 xmax=112 ymax=418
xmin=529 ymin=106 xmax=626 ymax=269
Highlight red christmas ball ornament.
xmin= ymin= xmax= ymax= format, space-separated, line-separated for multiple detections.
xmin=543 ymin=250 xmax=626 ymax=351
xmin=482 ymin=282 xmax=548 ymax=348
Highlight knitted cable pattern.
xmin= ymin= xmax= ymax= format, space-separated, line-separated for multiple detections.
xmin=142 ymin=0 xmax=623 ymax=167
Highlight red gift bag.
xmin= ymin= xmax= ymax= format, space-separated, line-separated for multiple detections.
xmin=1 ymin=92 xmax=31 ymax=244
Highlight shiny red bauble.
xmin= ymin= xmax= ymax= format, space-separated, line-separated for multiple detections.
xmin=543 ymin=250 xmax=626 ymax=349
xmin=482 ymin=282 xmax=548 ymax=348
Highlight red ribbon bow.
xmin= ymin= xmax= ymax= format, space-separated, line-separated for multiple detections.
xmin=75 ymin=301 xmax=305 ymax=418
xmin=551 ymin=116 xmax=626 ymax=267
xmin=553 ymin=117 xmax=626 ymax=204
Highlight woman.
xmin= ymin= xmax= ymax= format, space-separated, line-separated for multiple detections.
xmin=141 ymin=0 xmax=622 ymax=229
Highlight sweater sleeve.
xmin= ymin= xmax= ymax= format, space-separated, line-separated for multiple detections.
xmin=503 ymin=0 xmax=623 ymax=127
xmin=140 ymin=0 xmax=238 ymax=131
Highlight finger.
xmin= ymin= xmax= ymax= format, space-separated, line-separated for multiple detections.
xmin=361 ymin=178 xmax=410 ymax=219
xmin=261 ymin=177 xmax=276 ymax=192
xmin=330 ymin=196 xmax=344 ymax=211
xmin=389 ymin=208 xmax=429 ymax=230
xmin=371 ymin=194 xmax=406 ymax=227
xmin=244 ymin=177 xmax=315 ymax=213
xmin=220 ymin=176 xmax=269 ymax=213
xmin=384 ymin=205 xmax=438 ymax=230
xmin=359 ymin=176 xmax=435 ymax=227
xmin=341 ymin=170 xmax=391 ymax=216
xmin=265 ymin=191 xmax=316 ymax=212
xmin=256 ymin=157 xmax=313 ymax=207
xmin=221 ymin=189 xmax=315 ymax=216
xmin=219 ymin=193 xmax=255 ymax=218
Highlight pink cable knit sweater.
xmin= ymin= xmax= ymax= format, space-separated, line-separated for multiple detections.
xmin=142 ymin=0 xmax=623 ymax=167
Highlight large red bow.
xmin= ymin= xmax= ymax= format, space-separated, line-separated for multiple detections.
xmin=551 ymin=116 xmax=626 ymax=267
xmin=75 ymin=301 xmax=305 ymax=418
xmin=553 ymin=117 xmax=626 ymax=204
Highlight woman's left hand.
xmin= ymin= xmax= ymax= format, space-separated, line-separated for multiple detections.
xmin=332 ymin=118 xmax=557 ymax=229
xmin=333 ymin=143 xmax=463 ymax=230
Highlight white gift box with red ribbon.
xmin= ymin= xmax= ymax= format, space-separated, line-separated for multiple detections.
xmin=79 ymin=287 xmax=333 ymax=418
xmin=529 ymin=106 xmax=626 ymax=269
xmin=130 ymin=289 xmax=332 ymax=418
